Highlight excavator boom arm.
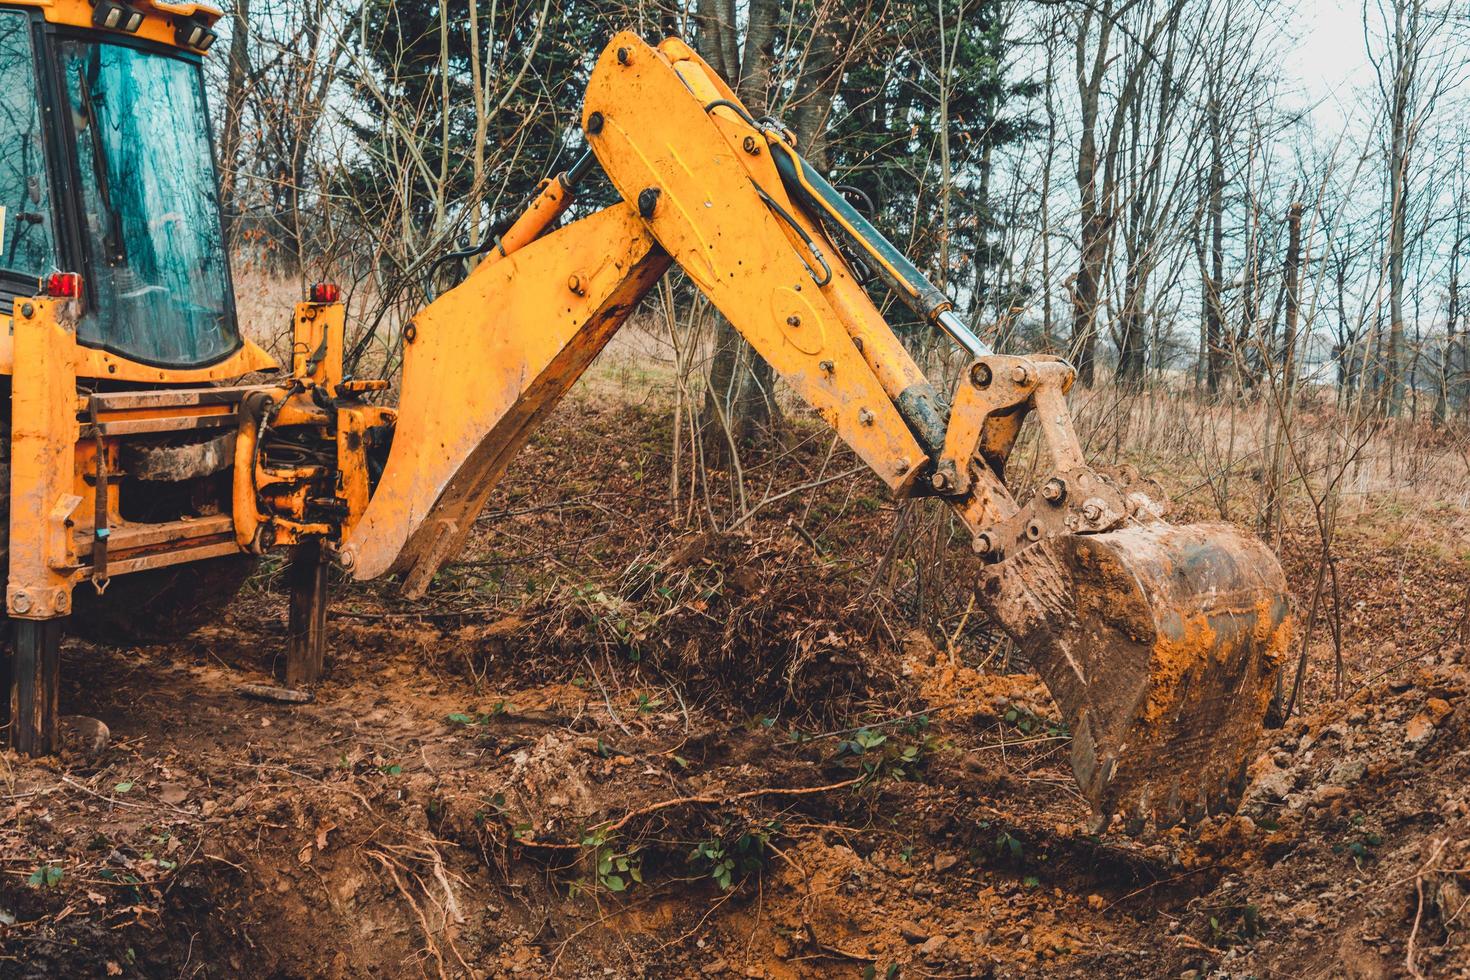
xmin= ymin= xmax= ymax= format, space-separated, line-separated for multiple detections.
xmin=337 ymin=33 xmax=1290 ymax=832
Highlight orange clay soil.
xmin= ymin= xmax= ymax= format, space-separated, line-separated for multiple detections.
xmin=3 ymin=398 xmax=1468 ymax=979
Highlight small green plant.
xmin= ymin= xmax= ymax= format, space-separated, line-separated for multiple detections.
xmin=634 ymin=693 xmax=664 ymax=716
xmin=447 ymin=702 xmax=511 ymax=727
xmin=1332 ymin=829 xmax=1384 ymax=868
xmin=994 ymin=830 xmax=1024 ymax=864
xmin=28 ymin=863 xmax=62 ymax=888
xmin=573 ymin=829 xmax=642 ymax=895
xmin=1206 ymin=903 xmax=1263 ymax=947
xmin=1002 ymin=705 xmax=1068 ymax=738
xmin=834 ymin=726 xmax=943 ymax=787
xmin=688 ymin=821 xmax=778 ymax=890
xmin=472 ymin=792 xmax=509 ymax=826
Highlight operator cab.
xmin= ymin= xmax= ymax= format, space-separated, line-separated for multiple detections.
xmin=0 ymin=0 xmax=237 ymax=369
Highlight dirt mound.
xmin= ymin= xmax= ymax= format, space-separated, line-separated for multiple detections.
xmin=4 ymin=398 xmax=1468 ymax=978
xmin=456 ymin=530 xmax=905 ymax=721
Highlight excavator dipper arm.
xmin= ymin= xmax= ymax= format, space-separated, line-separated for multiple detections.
xmin=339 ymin=32 xmax=1291 ymax=832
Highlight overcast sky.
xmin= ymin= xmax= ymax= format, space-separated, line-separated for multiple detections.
xmin=1288 ymin=0 xmax=1378 ymax=132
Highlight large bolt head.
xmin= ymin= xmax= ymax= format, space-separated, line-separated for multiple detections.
xmin=637 ymin=187 xmax=661 ymax=219
xmin=1041 ymin=478 xmax=1066 ymax=503
xmin=1011 ymin=364 xmax=1030 ymax=384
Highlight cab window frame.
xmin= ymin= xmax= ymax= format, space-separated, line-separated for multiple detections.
xmin=44 ymin=19 xmax=243 ymax=369
xmin=0 ymin=5 xmax=62 ymax=296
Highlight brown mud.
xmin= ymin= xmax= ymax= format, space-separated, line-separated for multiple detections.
xmin=2 ymin=397 xmax=1468 ymax=978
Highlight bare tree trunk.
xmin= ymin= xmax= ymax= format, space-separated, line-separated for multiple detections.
xmin=219 ymin=0 xmax=251 ymax=250
xmin=698 ymin=0 xmax=788 ymax=448
xmin=1383 ymin=2 xmax=1412 ymax=416
xmin=1068 ymin=0 xmax=1184 ymax=386
xmin=1205 ymin=105 xmax=1226 ymax=393
xmin=1072 ymin=108 xmax=1106 ymax=384
xmin=1283 ymin=202 xmax=1303 ymax=388
xmin=1040 ymin=16 xmax=1059 ymax=348
xmin=1436 ymin=225 xmax=1464 ymax=424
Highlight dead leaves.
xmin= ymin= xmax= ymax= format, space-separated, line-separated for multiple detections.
xmin=297 ymin=818 xmax=339 ymax=865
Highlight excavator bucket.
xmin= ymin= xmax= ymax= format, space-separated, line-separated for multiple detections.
xmin=978 ymin=521 xmax=1291 ymax=832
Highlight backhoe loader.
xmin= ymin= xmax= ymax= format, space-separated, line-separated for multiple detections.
xmin=0 ymin=4 xmax=1290 ymax=831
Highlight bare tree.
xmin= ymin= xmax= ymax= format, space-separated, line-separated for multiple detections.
xmin=1366 ymin=0 xmax=1461 ymax=415
xmin=693 ymin=0 xmax=859 ymax=447
xmin=1066 ymin=0 xmax=1186 ymax=386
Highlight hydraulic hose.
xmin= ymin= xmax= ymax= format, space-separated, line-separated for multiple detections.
xmin=763 ymin=136 xmax=992 ymax=359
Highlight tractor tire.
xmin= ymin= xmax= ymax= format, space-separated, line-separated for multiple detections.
xmin=68 ymin=555 xmax=256 ymax=646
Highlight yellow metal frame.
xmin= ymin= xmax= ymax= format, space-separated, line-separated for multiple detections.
xmin=72 ymin=339 xmax=277 ymax=384
xmin=7 ymin=0 xmax=222 ymax=50
xmin=0 ymin=330 xmax=277 ymax=384
xmin=7 ymin=299 xmax=82 ymax=619
xmin=340 ymin=202 xmax=670 ymax=589
xmin=291 ymin=299 xmax=344 ymax=389
xmin=4 ymin=289 xmax=303 ymax=621
xmin=229 ymin=298 xmax=395 ymax=554
xmin=5 ymin=297 xmax=276 ymax=618
xmin=582 ymin=34 xmax=928 ymax=492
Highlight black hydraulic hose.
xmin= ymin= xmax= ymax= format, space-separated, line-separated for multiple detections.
xmin=702 ymin=99 xmax=989 ymax=358
xmin=764 ymin=138 xmax=990 ymax=358
xmin=421 ymin=211 xmax=517 ymax=302
xmin=422 ymin=150 xmax=598 ymax=301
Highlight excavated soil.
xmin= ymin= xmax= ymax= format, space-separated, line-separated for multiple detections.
xmin=2 ymin=393 xmax=1468 ymax=979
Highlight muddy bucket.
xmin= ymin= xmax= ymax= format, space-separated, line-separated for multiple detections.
xmin=978 ymin=522 xmax=1292 ymax=831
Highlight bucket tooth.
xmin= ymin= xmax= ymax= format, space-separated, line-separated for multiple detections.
xmin=977 ymin=522 xmax=1291 ymax=832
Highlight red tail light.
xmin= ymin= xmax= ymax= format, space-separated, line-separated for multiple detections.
xmin=309 ymin=282 xmax=341 ymax=304
xmin=46 ymin=272 xmax=83 ymax=300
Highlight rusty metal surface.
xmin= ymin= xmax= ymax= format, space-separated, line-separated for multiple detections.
xmin=74 ymin=515 xmax=235 ymax=558
xmin=100 ymin=538 xmax=242 ymax=576
xmin=86 ymin=386 xmax=266 ymax=411
xmin=976 ymin=521 xmax=1290 ymax=832
xmin=120 ymin=430 xmax=237 ymax=482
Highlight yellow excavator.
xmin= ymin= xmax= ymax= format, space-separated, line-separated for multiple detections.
xmin=0 ymin=3 xmax=1290 ymax=831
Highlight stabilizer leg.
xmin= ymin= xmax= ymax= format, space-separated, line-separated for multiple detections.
xmin=285 ymin=539 xmax=329 ymax=688
xmin=6 ymin=618 xmax=63 ymax=755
